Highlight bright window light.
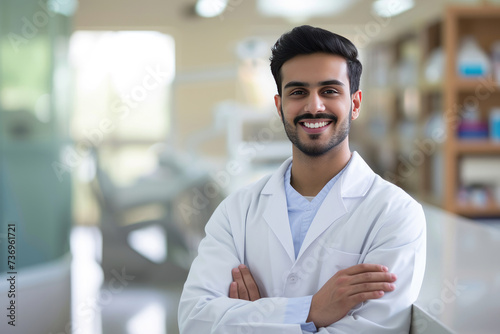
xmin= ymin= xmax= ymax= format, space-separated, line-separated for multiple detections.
xmin=195 ymin=0 xmax=228 ymax=18
xmin=372 ymin=0 xmax=414 ymax=18
xmin=127 ymin=225 xmax=167 ymax=263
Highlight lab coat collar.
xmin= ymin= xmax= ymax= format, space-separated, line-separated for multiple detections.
xmin=340 ymin=151 xmax=376 ymax=198
xmin=260 ymin=151 xmax=376 ymax=262
xmin=261 ymin=151 xmax=374 ymax=198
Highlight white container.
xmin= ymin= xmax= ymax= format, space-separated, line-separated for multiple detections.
xmin=460 ymin=156 xmax=500 ymax=186
xmin=424 ymin=47 xmax=444 ymax=83
xmin=457 ymin=36 xmax=491 ymax=77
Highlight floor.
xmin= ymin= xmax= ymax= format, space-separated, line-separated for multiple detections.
xmin=100 ymin=283 xmax=183 ymax=334
xmin=71 ymin=226 xmax=185 ymax=334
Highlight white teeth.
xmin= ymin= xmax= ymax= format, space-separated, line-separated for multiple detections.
xmin=303 ymin=121 xmax=329 ymax=129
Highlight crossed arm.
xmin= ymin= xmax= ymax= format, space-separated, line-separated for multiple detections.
xmin=179 ymin=197 xmax=426 ymax=333
xmin=230 ymin=263 xmax=397 ymax=328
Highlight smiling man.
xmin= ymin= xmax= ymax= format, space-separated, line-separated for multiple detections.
xmin=178 ymin=25 xmax=426 ymax=333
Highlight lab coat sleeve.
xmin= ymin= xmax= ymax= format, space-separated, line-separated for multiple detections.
xmin=308 ymin=200 xmax=427 ymax=334
xmin=178 ymin=200 xmax=304 ymax=334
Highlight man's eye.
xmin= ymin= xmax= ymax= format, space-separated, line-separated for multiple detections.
xmin=290 ymin=90 xmax=305 ymax=95
xmin=324 ymin=89 xmax=338 ymax=94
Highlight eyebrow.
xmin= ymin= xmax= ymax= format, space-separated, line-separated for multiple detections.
xmin=283 ymin=79 xmax=345 ymax=90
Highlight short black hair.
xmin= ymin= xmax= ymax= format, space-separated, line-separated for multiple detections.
xmin=270 ymin=25 xmax=362 ymax=96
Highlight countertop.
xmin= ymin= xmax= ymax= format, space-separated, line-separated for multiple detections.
xmin=412 ymin=205 xmax=500 ymax=334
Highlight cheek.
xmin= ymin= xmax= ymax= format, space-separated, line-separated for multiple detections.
xmin=281 ymin=103 xmax=300 ymax=118
xmin=332 ymin=100 xmax=351 ymax=116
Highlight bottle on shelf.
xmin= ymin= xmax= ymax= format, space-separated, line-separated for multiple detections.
xmin=424 ymin=47 xmax=444 ymax=84
xmin=458 ymin=104 xmax=489 ymax=139
xmin=456 ymin=35 xmax=491 ymax=78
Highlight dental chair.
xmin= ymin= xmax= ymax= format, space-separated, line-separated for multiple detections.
xmin=91 ymin=147 xmax=215 ymax=283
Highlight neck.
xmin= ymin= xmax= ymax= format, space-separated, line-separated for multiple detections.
xmin=290 ymin=141 xmax=352 ymax=196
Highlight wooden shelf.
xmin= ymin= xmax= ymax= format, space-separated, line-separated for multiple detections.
xmin=443 ymin=5 xmax=500 ymax=215
xmin=453 ymin=78 xmax=500 ymax=92
xmin=453 ymin=202 xmax=500 ymax=217
xmin=447 ymin=4 xmax=500 ymax=18
xmin=363 ymin=5 xmax=500 ymax=218
xmin=452 ymin=140 xmax=500 ymax=154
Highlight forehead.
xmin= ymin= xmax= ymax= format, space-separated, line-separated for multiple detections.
xmin=280 ymin=53 xmax=349 ymax=87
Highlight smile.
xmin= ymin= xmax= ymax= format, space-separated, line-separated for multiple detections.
xmin=302 ymin=121 xmax=331 ymax=129
xmin=298 ymin=120 xmax=333 ymax=134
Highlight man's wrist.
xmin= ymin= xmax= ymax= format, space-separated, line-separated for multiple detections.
xmin=285 ymin=295 xmax=315 ymax=326
xmin=306 ymin=294 xmax=316 ymax=325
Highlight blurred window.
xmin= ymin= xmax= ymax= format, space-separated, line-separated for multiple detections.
xmin=69 ymin=31 xmax=175 ymax=225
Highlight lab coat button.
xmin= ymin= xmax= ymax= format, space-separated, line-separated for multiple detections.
xmin=288 ymin=274 xmax=298 ymax=283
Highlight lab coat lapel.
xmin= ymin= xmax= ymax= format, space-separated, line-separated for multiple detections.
xmin=261 ymin=158 xmax=296 ymax=263
xmin=296 ymin=181 xmax=347 ymax=260
xmin=296 ymin=152 xmax=375 ymax=260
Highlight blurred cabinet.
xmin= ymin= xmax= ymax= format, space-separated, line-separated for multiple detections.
xmin=363 ymin=4 xmax=500 ymax=218
xmin=443 ymin=5 xmax=500 ymax=217
xmin=363 ymin=21 xmax=443 ymax=203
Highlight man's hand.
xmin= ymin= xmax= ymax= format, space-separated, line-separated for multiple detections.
xmin=307 ymin=264 xmax=397 ymax=328
xmin=229 ymin=264 xmax=261 ymax=301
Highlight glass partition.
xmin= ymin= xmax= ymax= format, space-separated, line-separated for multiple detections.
xmin=0 ymin=0 xmax=74 ymax=271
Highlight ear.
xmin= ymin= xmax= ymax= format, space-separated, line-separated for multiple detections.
xmin=351 ymin=90 xmax=362 ymax=120
xmin=274 ymin=94 xmax=283 ymax=120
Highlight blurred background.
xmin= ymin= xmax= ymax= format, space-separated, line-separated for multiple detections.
xmin=1 ymin=0 xmax=500 ymax=333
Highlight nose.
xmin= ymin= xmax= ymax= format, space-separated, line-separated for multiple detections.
xmin=304 ymin=92 xmax=326 ymax=113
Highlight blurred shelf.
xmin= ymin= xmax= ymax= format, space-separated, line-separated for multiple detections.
xmin=363 ymin=5 xmax=500 ymax=219
xmin=452 ymin=140 xmax=500 ymax=154
xmin=448 ymin=4 xmax=500 ymax=18
xmin=453 ymin=201 xmax=500 ymax=217
xmin=454 ymin=78 xmax=500 ymax=92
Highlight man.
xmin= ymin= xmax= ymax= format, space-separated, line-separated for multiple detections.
xmin=178 ymin=25 xmax=426 ymax=333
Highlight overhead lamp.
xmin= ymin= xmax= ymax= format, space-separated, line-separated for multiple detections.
xmin=257 ymin=0 xmax=359 ymax=22
xmin=195 ymin=0 xmax=228 ymax=18
xmin=372 ymin=0 xmax=414 ymax=18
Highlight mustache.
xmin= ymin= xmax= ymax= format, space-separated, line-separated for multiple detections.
xmin=293 ymin=113 xmax=338 ymax=126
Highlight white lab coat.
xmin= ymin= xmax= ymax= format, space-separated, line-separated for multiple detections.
xmin=178 ymin=152 xmax=426 ymax=334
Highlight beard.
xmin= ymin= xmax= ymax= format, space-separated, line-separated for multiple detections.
xmin=280 ymin=106 xmax=352 ymax=157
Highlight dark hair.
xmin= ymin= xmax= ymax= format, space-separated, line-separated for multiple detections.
xmin=270 ymin=25 xmax=362 ymax=96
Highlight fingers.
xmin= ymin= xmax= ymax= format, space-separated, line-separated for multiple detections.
xmin=232 ymin=267 xmax=250 ymax=300
xmin=350 ymin=290 xmax=386 ymax=305
xmin=341 ymin=264 xmax=397 ymax=304
xmin=229 ymin=282 xmax=238 ymax=299
xmin=340 ymin=264 xmax=397 ymax=288
xmin=230 ymin=264 xmax=262 ymax=301
xmin=349 ymin=271 xmax=397 ymax=285
xmin=349 ymin=281 xmax=396 ymax=296
xmin=238 ymin=265 xmax=261 ymax=301
xmin=342 ymin=263 xmax=389 ymax=275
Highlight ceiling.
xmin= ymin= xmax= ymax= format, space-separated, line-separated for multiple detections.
xmin=74 ymin=0 xmax=456 ymax=43
xmin=74 ymin=0 xmax=500 ymax=56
